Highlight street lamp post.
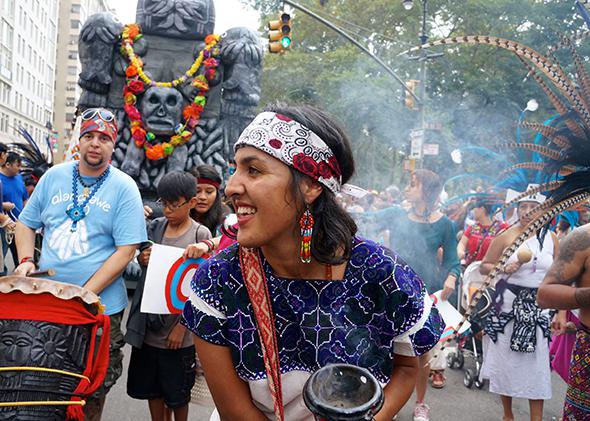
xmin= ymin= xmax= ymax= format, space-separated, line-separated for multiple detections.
xmin=403 ymin=0 xmax=442 ymax=167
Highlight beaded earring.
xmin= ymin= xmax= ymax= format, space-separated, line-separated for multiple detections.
xmin=299 ymin=206 xmax=314 ymax=263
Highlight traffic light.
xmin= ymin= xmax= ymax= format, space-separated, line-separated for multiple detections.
xmin=404 ymin=79 xmax=419 ymax=110
xmin=268 ymin=12 xmax=292 ymax=54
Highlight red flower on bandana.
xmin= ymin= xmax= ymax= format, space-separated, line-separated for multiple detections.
xmin=275 ymin=114 xmax=292 ymax=122
xmin=327 ymin=155 xmax=341 ymax=176
xmin=269 ymin=138 xmax=282 ymax=149
xmin=128 ymin=79 xmax=145 ymax=94
xmin=318 ymin=161 xmax=334 ymax=179
xmin=293 ymin=153 xmax=319 ymax=178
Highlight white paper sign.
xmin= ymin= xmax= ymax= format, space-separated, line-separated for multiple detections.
xmin=140 ymin=243 xmax=209 ymax=314
xmin=430 ymin=290 xmax=471 ymax=341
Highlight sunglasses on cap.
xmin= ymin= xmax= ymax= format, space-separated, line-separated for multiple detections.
xmin=81 ymin=108 xmax=115 ymax=122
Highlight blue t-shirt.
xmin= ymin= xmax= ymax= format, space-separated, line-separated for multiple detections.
xmin=19 ymin=162 xmax=147 ymax=315
xmin=0 ymin=173 xmax=28 ymax=219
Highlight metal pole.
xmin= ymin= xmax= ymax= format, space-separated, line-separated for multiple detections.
xmin=417 ymin=0 xmax=428 ymax=168
xmin=419 ymin=0 xmax=427 ymax=131
xmin=281 ymin=0 xmax=421 ymax=104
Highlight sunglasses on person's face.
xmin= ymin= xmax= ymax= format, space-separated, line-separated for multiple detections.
xmin=81 ymin=108 xmax=115 ymax=122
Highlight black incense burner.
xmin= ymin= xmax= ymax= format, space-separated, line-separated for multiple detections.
xmin=303 ymin=364 xmax=384 ymax=421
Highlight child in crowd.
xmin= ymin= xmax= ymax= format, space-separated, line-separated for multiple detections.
xmin=125 ymin=171 xmax=212 ymax=421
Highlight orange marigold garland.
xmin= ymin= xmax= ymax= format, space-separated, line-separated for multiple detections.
xmin=120 ymin=23 xmax=221 ymax=161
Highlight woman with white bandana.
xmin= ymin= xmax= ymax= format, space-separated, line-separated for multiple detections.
xmin=181 ymin=103 xmax=444 ymax=421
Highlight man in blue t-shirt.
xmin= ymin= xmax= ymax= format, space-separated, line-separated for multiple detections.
xmin=0 ymin=152 xmax=28 ymax=219
xmin=0 ymin=152 xmax=28 ymax=268
xmin=15 ymin=108 xmax=147 ymax=420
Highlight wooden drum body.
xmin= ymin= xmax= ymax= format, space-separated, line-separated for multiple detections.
xmin=0 ymin=276 xmax=110 ymax=421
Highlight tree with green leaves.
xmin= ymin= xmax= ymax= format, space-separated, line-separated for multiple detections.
xmin=242 ymin=0 xmax=589 ymax=190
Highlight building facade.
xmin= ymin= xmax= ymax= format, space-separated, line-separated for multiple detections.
xmin=53 ymin=0 xmax=113 ymax=162
xmin=0 ymin=0 xmax=59 ymax=148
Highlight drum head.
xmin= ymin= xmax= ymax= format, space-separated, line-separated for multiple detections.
xmin=0 ymin=276 xmax=100 ymax=306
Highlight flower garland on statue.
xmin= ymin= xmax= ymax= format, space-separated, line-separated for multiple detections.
xmin=120 ymin=24 xmax=221 ymax=161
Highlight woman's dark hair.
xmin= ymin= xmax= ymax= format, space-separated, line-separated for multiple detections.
xmin=189 ymin=164 xmax=226 ymax=234
xmin=157 ymin=171 xmax=197 ymax=202
xmin=413 ymin=169 xmax=442 ymax=216
xmin=473 ymin=200 xmax=493 ymax=216
xmin=263 ymin=102 xmax=357 ymax=265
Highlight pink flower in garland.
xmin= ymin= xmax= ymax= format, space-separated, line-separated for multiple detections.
xmin=205 ymin=68 xmax=216 ymax=81
xmin=203 ymin=58 xmax=219 ymax=68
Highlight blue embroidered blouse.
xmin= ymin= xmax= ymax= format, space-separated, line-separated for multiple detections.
xmin=182 ymin=237 xmax=444 ymax=384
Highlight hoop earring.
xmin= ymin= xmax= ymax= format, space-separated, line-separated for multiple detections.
xmin=299 ymin=206 xmax=314 ymax=263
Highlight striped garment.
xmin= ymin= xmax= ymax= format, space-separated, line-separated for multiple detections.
xmin=563 ymin=325 xmax=590 ymax=420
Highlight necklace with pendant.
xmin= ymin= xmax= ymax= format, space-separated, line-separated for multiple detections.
xmin=66 ymin=164 xmax=110 ymax=232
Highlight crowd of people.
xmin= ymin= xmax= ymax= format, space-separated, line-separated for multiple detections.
xmin=1 ymin=105 xmax=588 ymax=421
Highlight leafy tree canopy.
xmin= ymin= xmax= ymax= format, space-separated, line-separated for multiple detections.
xmin=241 ymin=0 xmax=589 ymax=190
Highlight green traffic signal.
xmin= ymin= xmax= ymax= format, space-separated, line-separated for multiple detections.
xmin=281 ymin=37 xmax=292 ymax=48
xmin=268 ymin=11 xmax=292 ymax=53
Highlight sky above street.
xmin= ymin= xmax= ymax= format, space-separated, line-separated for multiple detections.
xmin=108 ymin=0 xmax=260 ymax=32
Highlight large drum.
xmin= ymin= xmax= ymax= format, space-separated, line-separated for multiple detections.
xmin=0 ymin=276 xmax=110 ymax=421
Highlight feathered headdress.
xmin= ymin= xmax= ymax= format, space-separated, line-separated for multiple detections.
xmin=10 ymin=127 xmax=53 ymax=185
xmin=404 ymin=33 xmax=590 ymax=225
xmin=403 ymin=31 xmax=590 ymax=351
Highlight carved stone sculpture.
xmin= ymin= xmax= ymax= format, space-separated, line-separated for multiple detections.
xmin=77 ymin=0 xmax=263 ymax=194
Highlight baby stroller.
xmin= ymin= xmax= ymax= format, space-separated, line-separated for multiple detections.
xmin=446 ymin=261 xmax=494 ymax=389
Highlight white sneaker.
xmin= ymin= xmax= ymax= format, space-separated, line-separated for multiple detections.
xmin=413 ymin=402 xmax=430 ymax=421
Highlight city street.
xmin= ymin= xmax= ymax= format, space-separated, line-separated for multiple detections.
xmin=1 ymin=3 xmax=583 ymax=421
xmin=103 ymin=306 xmax=568 ymax=421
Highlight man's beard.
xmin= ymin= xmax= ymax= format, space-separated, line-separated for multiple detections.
xmin=82 ymin=152 xmax=106 ymax=168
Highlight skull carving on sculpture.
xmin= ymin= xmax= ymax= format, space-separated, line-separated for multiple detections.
xmin=141 ymin=87 xmax=184 ymax=135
